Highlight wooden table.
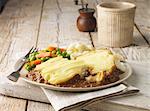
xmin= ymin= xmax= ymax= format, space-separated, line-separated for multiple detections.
xmin=0 ymin=0 xmax=150 ymax=111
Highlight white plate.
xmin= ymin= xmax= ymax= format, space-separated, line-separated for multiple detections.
xmin=15 ymin=58 xmax=132 ymax=92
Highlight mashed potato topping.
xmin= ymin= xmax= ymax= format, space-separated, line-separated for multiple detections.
xmin=67 ymin=43 xmax=93 ymax=59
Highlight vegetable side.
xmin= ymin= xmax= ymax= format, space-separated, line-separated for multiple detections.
xmin=25 ymin=46 xmax=70 ymax=71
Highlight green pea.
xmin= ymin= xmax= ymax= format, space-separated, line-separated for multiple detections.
xmin=57 ymin=54 xmax=62 ymax=56
xmin=56 ymin=51 xmax=61 ymax=55
xmin=27 ymin=67 xmax=32 ymax=71
xmin=40 ymin=57 xmax=48 ymax=62
xmin=63 ymin=51 xmax=67 ymax=55
xmin=45 ymin=49 xmax=50 ymax=52
xmin=25 ymin=63 xmax=29 ymax=68
xmin=56 ymin=48 xmax=60 ymax=51
xmin=44 ymin=57 xmax=50 ymax=60
xmin=31 ymin=64 xmax=36 ymax=68
xmin=31 ymin=52 xmax=38 ymax=56
xmin=66 ymin=54 xmax=70 ymax=59
xmin=52 ymin=50 xmax=56 ymax=54
xmin=25 ymin=64 xmax=32 ymax=71
xmin=34 ymin=52 xmax=38 ymax=55
xmin=51 ymin=54 xmax=56 ymax=57
xmin=62 ymin=51 xmax=67 ymax=57
xmin=29 ymin=56 xmax=36 ymax=61
xmin=46 ymin=57 xmax=50 ymax=59
xmin=26 ymin=58 xmax=30 ymax=62
xmin=29 ymin=54 xmax=35 ymax=59
xmin=29 ymin=54 xmax=32 ymax=58
xmin=58 ymin=50 xmax=61 ymax=53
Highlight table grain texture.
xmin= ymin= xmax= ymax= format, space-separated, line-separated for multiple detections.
xmin=0 ymin=0 xmax=150 ymax=111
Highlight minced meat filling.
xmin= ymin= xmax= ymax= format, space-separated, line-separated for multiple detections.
xmin=26 ymin=68 xmax=123 ymax=88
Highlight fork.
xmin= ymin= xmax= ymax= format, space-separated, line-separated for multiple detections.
xmin=7 ymin=46 xmax=38 ymax=82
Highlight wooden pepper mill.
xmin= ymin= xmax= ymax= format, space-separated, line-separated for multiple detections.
xmin=77 ymin=4 xmax=96 ymax=32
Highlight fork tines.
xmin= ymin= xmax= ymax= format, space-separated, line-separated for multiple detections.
xmin=24 ymin=46 xmax=38 ymax=59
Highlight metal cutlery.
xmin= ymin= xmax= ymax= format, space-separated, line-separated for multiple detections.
xmin=7 ymin=46 xmax=38 ymax=82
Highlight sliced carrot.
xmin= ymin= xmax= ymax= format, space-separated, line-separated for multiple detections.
xmin=31 ymin=59 xmax=41 ymax=65
xmin=36 ymin=52 xmax=52 ymax=58
xmin=48 ymin=46 xmax=56 ymax=51
xmin=60 ymin=48 xmax=66 ymax=52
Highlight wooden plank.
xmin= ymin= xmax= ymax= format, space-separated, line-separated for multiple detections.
xmin=27 ymin=101 xmax=54 ymax=111
xmin=125 ymin=0 xmax=150 ymax=28
xmin=121 ymin=46 xmax=150 ymax=61
xmin=57 ymin=0 xmax=92 ymax=47
xmin=0 ymin=0 xmax=26 ymax=62
xmin=37 ymin=0 xmax=59 ymax=48
xmin=131 ymin=27 xmax=148 ymax=46
xmin=58 ymin=0 xmax=81 ymax=12
xmin=0 ymin=95 xmax=26 ymax=111
xmin=0 ymin=0 xmax=43 ymax=73
xmin=135 ymin=25 xmax=150 ymax=45
xmin=58 ymin=12 xmax=92 ymax=47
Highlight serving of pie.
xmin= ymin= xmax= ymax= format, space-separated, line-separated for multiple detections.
xmin=17 ymin=44 xmax=132 ymax=91
xmin=21 ymin=43 xmax=131 ymax=91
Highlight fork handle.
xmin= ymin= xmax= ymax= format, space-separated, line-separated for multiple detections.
xmin=7 ymin=60 xmax=26 ymax=82
xmin=7 ymin=71 xmax=20 ymax=82
xmin=18 ymin=61 xmax=26 ymax=71
xmin=15 ymin=58 xmax=27 ymax=72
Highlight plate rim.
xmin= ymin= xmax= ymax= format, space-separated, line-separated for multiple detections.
xmin=17 ymin=61 xmax=132 ymax=92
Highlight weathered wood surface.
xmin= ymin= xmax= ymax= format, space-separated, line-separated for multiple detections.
xmin=27 ymin=101 xmax=54 ymax=111
xmin=0 ymin=0 xmax=150 ymax=111
xmin=0 ymin=95 xmax=26 ymax=111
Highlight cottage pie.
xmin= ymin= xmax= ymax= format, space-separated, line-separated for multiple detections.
xmin=26 ymin=44 xmax=124 ymax=88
